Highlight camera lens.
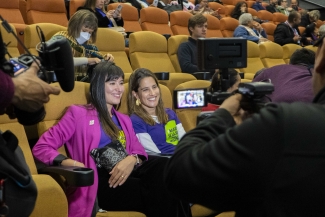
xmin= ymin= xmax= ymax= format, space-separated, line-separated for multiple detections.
xmin=14 ymin=106 xmax=46 ymax=126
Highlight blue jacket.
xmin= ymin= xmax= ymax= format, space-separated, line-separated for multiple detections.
xmin=252 ymin=2 xmax=265 ymax=11
xmin=233 ymin=26 xmax=267 ymax=43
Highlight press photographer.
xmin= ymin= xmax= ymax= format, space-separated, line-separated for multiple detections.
xmin=164 ymin=35 xmax=325 ymax=216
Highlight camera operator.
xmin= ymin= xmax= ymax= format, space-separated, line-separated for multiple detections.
xmin=0 ymin=61 xmax=60 ymax=116
xmin=164 ymin=37 xmax=325 ymax=216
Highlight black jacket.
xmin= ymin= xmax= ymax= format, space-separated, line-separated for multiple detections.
xmin=77 ymin=7 xmax=124 ymax=28
xmin=300 ymin=14 xmax=317 ymax=36
xmin=177 ymin=37 xmax=199 ymax=73
xmin=274 ymin=22 xmax=302 ymax=45
xmin=165 ymin=86 xmax=325 ymax=217
xmin=266 ymin=4 xmax=278 ymax=13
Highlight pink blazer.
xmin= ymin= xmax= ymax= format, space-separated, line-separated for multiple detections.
xmin=33 ymin=105 xmax=147 ymax=217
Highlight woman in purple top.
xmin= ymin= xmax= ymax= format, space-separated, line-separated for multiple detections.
xmin=33 ymin=62 xmax=189 ymax=217
xmin=128 ymin=68 xmax=186 ymax=154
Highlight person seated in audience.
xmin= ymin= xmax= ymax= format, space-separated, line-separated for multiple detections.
xmin=299 ymin=10 xmax=320 ymax=34
xmin=233 ymin=13 xmax=269 ymax=44
xmin=274 ymin=11 xmax=303 ymax=45
xmin=32 ymin=61 xmax=191 ymax=217
xmin=252 ymin=0 xmax=265 ymax=12
xmin=290 ymin=0 xmax=302 ymax=11
xmin=156 ymin=0 xmax=195 ymax=11
xmin=52 ymin=10 xmax=114 ymax=78
xmin=302 ymin=24 xmax=319 ymax=45
xmin=319 ymin=24 xmax=325 ymax=38
xmin=193 ymin=0 xmax=221 ymax=19
xmin=79 ymin=0 xmax=124 ymax=28
xmin=127 ymin=68 xmax=186 ymax=154
xmin=122 ymin=0 xmax=143 ymax=15
xmin=178 ymin=14 xmax=207 ymax=74
xmin=266 ymin=0 xmax=279 ymax=13
xmin=276 ymin=0 xmax=290 ymax=15
xmin=253 ymin=48 xmax=315 ymax=103
xmin=202 ymin=69 xmax=241 ymax=111
xmin=164 ymin=31 xmax=325 ymax=217
xmin=231 ymin=1 xmax=248 ymax=20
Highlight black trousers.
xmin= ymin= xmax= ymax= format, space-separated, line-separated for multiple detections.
xmin=97 ymin=157 xmax=192 ymax=217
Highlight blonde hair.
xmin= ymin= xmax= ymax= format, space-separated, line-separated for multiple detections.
xmin=308 ymin=10 xmax=320 ymax=21
xmin=127 ymin=68 xmax=168 ymax=125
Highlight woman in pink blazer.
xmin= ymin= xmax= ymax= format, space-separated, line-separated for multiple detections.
xmin=33 ymin=62 xmax=191 ymax=217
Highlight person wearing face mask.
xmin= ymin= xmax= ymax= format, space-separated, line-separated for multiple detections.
xmin=128 ymin=68 xmax=186 ymax=154
xmin=79 ymin=0 xmax=124 ymax=28
xmin=52 ymin=10 xmax=114 ymax=79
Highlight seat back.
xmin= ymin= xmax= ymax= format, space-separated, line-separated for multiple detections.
xmin=259 ymin=42 xmax=286 ymax=68
xmin=208 ymin=2 xmax=226 ymax=18
xmin=261 ymin=22 xmax=276 ymax=41
xmin=298 ymin=26 xmax=305 ymax=35
xmin=170 ymin=11 xmax=193 ymax=36
xmin=168 ymin=35 xmax=189 ymax=72
xmin=140 ymin=7 xmax=173 ymax=35
xmin=304 ymin=45 xmax=318 ymax=53
xmin=26 ymin=0 xmax=68 ymax=26
xmin=204 ymin=14 xmax=223 ymax=38
xmin=220 ymin=17 xmax=239 ymax=37
xmin=24 ymin=23 xmax=67 ymax=55
xmin=272 ymin=12 xmax=287 ymax=25
xmin=222 ymin=0 xmax=235 ymax=5
xmin=247 ymin=8 xmax=258 ymax=17
xmin=0 ymin=0 xmax=25 ymax=24
xmin=97 ymin=28 xmax=133 ymax=74
xmin=119 ymin=83 xmax=172 ymax=115
xmin=224 ymin=5 xmax=235 ymax=17
xmin=129 ymin=31 xmax=176 ymax=72
xmin=0 ymin=22 xmax=20 ymax=58
xmin=282 ymin=43 xmax=302 ymax=64
xmin=239 ymin=40 xmax=265 ymax=80
xmin=108 ymin=3 xmax=142 ymax=32
xmin=174 ymin=80 xmax=211 ymax=132
xmin=69 ymin=0 xmax=85 ymax=18
xmin=246 ymin=1 xmax=255 ymax=8
xmin=257 ymin=10 xmax=273 ymax=22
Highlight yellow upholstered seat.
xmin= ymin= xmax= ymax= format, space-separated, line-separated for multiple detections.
xmin=0 ymin=22 xmax=21 ymax=58
xmin=259 ymin=42 xmax=286 ymax=68
xmin=168 ymin=35 xmax=189 ymax=72
xmin=282 ymin=44 xmax=302 ymax=64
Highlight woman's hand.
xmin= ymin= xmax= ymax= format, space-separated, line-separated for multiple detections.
xmin=108 ymin=156 xmax=136 ymax=188
xmin=106 ymin=10 xmax=115 ymax=18
xmin=104 ymin=53 xmax=114 ymax=62
xmin=88 ymin=57 xmax=101 ymax=65
xmin=61 ymin=159 xmax=85 ymax=167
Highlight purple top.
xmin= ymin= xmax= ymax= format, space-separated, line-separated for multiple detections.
xmin=131 ymin=108 xmax=182 ymax=154
xmin=253 ymin=64 xmax=314 ymax=103
xmin=0 ymin=71 xmax=14 ymax=109
xmin=32 ymin=105 xmax=147 ymax=217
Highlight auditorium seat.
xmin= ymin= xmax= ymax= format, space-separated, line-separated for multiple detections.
xmin=257 ymin=10 xmax=273 ymax=23
xmin=224 ymin=5 xmax=235 ymax=17
xmin=261 ymin=22 xmax=276 ymax=41
xmin=0 ymin=22 xmax=21 ymax=58
xmin=168 ymin=35 xmax=189 ymax=72
xmin=208 ymin=2 xmax=226 ymax=18
xmin=140 ymin=7 xmax=173 ymax=36
xmin=304 ymin=45 xmax=318 ymax=53
xmin=272 ymin=12 xmax=287 ymax=25
xmin=298 ymin=26 xmax=305 ymax=35
xmin=170 ymin=11 xmax=193 ymax=35
xmin=69 ymin=0 xmax=85 ymax=18
xmin=24 ymin=23 xmax=66 ymax=55
xmin=19 ymin=0 xmax=28 ymax=23
xmin=129 ymin=31 xmax=196 ymax=94
xmin=259 ymin=42 xmax=286 ymax=68
xmin=246 ymin=1 xmax=255 ymax=8
xmin=282 ymin=43 xmax=302 ymax=64
xmin=0 ymin=115 xmax=69 ymax=217
xmin=222 ymin=0 xmax=235 ymax=5
xmin=239 ymin=40 xmax=265 ymax=81
xmin=174 ymin=80 xmax=211 ymax=132
xmin=96 ymin=28 xmax=133 ymax=75
xmin=0 ymin=0 xmax=26 ymax=54
xmin=26 ymin=0 xmax=68 ymax=27
xmin=316 ymin=19 xmax=325 ymax=28
xmin=220 ymin=17 xmax=239 ymax=37
xmin=108 ymin=3 xmax=142 ymax=33
xmin=247 ymin=8 xmax=258 ymax=18
xmin=204 ymin=14 xmax=223 ymax=38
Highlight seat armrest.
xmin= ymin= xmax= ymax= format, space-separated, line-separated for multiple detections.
xmin=38 ymin=166 xmax=94 ymax=187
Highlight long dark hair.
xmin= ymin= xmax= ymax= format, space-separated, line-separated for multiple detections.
xmin=231 ymin=1 xmax=247 ymax=20
xmin=90 ymin=61 xmax=124 ymax=140
xmin=127 ymin=68 xmax=168 ymax=125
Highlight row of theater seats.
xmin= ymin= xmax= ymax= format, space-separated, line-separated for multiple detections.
xmin=0 ymin=79 xmax=236 ymax=217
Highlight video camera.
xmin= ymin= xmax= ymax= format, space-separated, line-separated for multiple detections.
xmin=0 ymin=16 xmax=75 ymax=125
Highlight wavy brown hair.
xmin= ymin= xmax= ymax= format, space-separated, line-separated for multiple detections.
xmin=127 ymin=68 xmax=168 ymax=125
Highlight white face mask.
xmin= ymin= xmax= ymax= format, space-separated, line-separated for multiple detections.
xmin=76 ymin=31 xmax=91 ymax=44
